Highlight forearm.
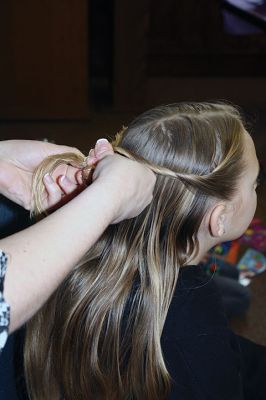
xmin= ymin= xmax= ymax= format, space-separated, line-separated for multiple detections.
xmin=2 ymin=181 xmax=117 ymax=333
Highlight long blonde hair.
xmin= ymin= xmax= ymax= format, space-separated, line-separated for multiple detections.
xmin=25 ymin=102 xmax=246 ymax=400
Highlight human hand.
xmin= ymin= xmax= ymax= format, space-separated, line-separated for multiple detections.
xmin=0 ymin=140 xmax=84 ymax=210
xmin=90 ymin=139 xmax=156 ymax=223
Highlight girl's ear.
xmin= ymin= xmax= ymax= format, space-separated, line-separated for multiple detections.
xmin=209 ymin=203 xmax=227 ymax=238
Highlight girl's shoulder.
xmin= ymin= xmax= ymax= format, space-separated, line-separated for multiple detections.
xmin=164 ymin=265 xmax=228 ymax=338
xmin=162 ymin=265 xmax=243 ymax=399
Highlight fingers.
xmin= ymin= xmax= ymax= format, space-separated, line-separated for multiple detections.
xmin=81 ymin=139 xmax=114 ymax=183
xmin=58 ymin=175 xmax=78 ymax=195
xmin=41 ymin=138 xmax=114 ymax=211
xmin=94 ymin=139 xmax=114 ymax=160
xmin=43 ymin=173 xmax=63 ymax=209
xmin=53 ymin=164 xmax=81 ymax=185
xmin=75 ymin=170 xmax=83 ymax=185
xmin=42 ymin=173 xmax=84 ymax=212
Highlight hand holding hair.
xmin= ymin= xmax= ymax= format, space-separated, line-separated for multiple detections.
xmin=91 ymin=154 xmax=156 ymax=223
xmin=0 ymin=137 xmax=155 ymax=334
xmin=36 ymin=138 xmax=114 ymax=213
xmin=85 ymin=137 xmax=156 ymax=223
xmin=32 ymin=138 xmax=156 ymax=223
xmin=0 ymin=139 xmax=84 ymax=210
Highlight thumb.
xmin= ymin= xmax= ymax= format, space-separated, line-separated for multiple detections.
xmin=94 ymin=139 xmax=114 ymax=160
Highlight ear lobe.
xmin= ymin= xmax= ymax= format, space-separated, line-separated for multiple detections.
xmin=209 ymin=204 xmax=226 ymax=238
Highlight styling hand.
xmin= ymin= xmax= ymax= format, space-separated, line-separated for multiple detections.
xmin=90 ymin=139 xmax=156 ymax=223
xmin=0 ymin=140 xmax=84 ymax=210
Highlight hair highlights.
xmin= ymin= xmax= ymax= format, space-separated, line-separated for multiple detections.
xmin=25 ymin=102 xmax=245 ymax=400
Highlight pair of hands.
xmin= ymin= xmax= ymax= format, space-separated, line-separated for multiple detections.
xmin=0 ymin=139 xmax=155 ymax=223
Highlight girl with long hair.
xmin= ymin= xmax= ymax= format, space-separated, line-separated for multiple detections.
xmin=24 ymin=102 xmax=263 ymax=399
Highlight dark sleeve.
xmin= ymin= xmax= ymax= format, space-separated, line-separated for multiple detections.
xmin=0 ymin=250 xmax=10 ymax=354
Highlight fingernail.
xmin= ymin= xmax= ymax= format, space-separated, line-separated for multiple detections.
xmin=60 ymin=175 xmax=70 ymax=184
xmin=44 ymin=173 xmax=53 ymax=184
xmin=96 ymin=138 xmax=109 ymax=145
xmin=89 ymin=149 xmax=94 ymax=156
xmin=95 ymin=138 xmax=110 ymax=155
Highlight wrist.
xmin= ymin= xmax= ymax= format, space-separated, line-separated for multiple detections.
xmin=0 ymin=141 xmax=13 ymax=196
xmin=0 ymin=159 xmax=9 ymax=197
xmin=84 ymin=179 xmax=121 ymax=225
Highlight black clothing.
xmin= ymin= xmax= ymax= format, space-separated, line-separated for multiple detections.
xmin=0 ymin=195 xmax=265 ymax=399
xmin=162 ymin=265 xmax=266 ymax=400
xmin=213 ymin=275 xmax=250 ymax=319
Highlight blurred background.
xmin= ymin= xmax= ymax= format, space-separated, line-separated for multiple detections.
xmin=0 ymin=1 xmax=266 ymax=153
xmin=0 ymin=0 xmax=266 ymax=344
